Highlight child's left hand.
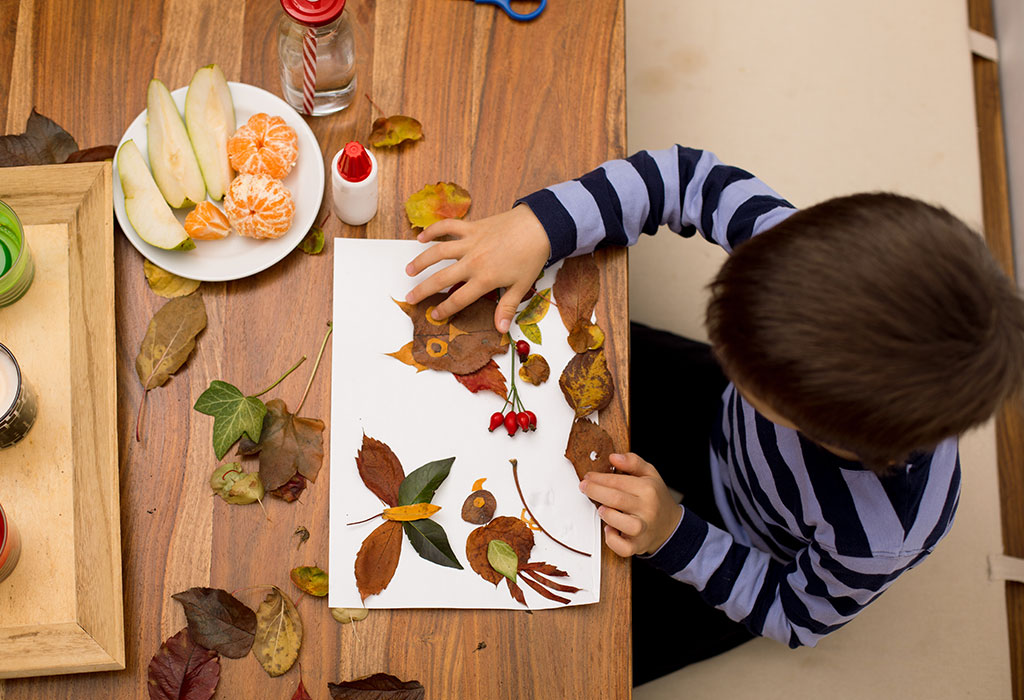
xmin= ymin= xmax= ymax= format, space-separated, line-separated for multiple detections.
xmin=580 ymin=452 xmax=683 ymax=557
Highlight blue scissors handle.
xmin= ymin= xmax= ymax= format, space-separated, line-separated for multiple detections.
xmin=475 ymin=0 xmax=546 ymax=21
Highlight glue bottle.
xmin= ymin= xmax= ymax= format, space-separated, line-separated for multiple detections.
xmin=331 ymin=141 xmax=378 ymax=226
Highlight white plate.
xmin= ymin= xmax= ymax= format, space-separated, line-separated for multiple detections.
xmin=113 ymin=82 xmax=324 ymax=282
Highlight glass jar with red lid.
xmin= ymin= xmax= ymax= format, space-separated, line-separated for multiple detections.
xmin=278 ymin=0 xmax=356 ymax=115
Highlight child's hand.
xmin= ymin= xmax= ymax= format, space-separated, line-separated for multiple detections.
xmin=580 ymin=452 xmax=683 ymax=557
xmin=404 ymin=205 xmax=551 ymax=332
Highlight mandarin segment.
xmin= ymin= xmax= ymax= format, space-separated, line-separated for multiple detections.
xmin=227 ymin=112 xmax=299 ymax=178
xmin=224 ymin=173 xmax=296 ymax=239
xmin=184 ymin=201 xmax=232 ymax=240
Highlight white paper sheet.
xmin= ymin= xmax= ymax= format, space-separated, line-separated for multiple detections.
xmin=329 ymin=239 xmax=601 ymax=610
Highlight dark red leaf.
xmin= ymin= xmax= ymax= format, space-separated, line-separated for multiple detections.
xmin=506 ymin=578 xmax=527 ymax=606
xmin=292 ymin=678 xmax=313 ymax=700
xmin=453 ymin=358 xmax=507 ymax=398
xmin=147 ymin=628 xmax=220 ymax=700
xmin=329 ymin=672 xmax=425 ymax=699
xmin=356 ymin=434 xmax=405 ymax=507
xmin=63 ymin=144 xmax=116 ymax=163
xmin=270 ymin=474 xmax=308 ymax=502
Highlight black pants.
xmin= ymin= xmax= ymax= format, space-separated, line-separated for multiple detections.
xmin=629 ymin=322 xmax=754 ymax=686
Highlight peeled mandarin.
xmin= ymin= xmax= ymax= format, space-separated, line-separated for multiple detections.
xmin=226 ymin=112 xmax=299 ymax=179
xmin=224 ymin=173 xmax=295 ymax=239
xmin=184 ymin=201 xmax=232 ymax=240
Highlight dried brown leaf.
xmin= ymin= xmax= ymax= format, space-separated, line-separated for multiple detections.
xmin=552 ymin=255 xmax=599 ymax=332
xmin=558 ymin=349 xmax=614 ymax=418
xmin=0 ymin=109 xmax=78 ymax=167
xmin=252 ymin=586 xmax=302 ymax=678
xmin=356 ymin=434 xmax=405 ymax=507
xmin=369 ymin=115 xmax=423 ymax=147
xmin=567 ymin=319 xmax=604 ymax=353
xmin=136 ymin=295 xmax=207 ymax=390
xmin=466 ymin=517 xmax=535 ymax=586
xmin=354 ymin=519 xmax=404 ymax=601
xmin=518 ymin=353 xmax=550 ymax=385
xmin=395 ymin=295 xmax=506 ymax=375
xmin=256 ymin=399 xmax=325 ymax=492
xmin=171 ymin=587 xmax=256 ymax=659
xmin=461 ymin=489 xmax=497 ymax=524
xmin=564 ymin=417 xmax=615 ymax=481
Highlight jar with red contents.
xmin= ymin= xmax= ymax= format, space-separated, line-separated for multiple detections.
xmin=0 ymin=502 xmax=20 ymax=584
xmin=278 ymin=0 xmax=356 ymax=115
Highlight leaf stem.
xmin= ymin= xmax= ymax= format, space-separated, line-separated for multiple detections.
xmin=510 ymin=459 xmax=591 ymax=557
xmin=296 ymin=322 xmax=333 ymax=414
xmin=346 ymin=512 xmax=383 ymax=526
xmin=365 ymin=93 xmax=387 ymax=118
xmin=135 ymin=391 xmax=148 ymax=442
xmin=253 ymin=355 xmax=307 ymax=398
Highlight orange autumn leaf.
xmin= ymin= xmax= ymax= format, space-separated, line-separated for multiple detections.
xmin=466 ymin=517 xmax=535 ymax=586
xmin=518 ymin=353 xmax=550 ymax=385
xmin=354 ymin=519 xmax=403 ymax=602
xmin=565 ymin=417 xmax=615 ymax=483
xmin=453 ymin=358 xmax=507 ymax=398
xmin=559 ymin=349 xmax=614 ymax=418
xmin=369 ymin=115 xmax=423 ymax=147
xmin=404 ymin=182 xmax=471 ymax=229
xmin=356 ymin=434 xmax=405 ymax=507
xmin=568 ymin=319 xmax=605 ymax=353
xmin=382 ymin=503 xmax=441 ymax=522
xmin=387 ymin=341 xmax=428 ymax=372
xmin=552 ymin=255 xmax=600 ymax=333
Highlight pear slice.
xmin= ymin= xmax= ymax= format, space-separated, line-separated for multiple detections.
xmin=147 ymin=79 xmax=206 ymax=208
xmin=185 ymin=64 xmax=235 ymax=201
xmin=118 ymin=140 xmax=195 ymax=251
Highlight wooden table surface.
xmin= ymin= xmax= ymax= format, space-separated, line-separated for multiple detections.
xmin=0 ymin=0 xmax=629 ymax=697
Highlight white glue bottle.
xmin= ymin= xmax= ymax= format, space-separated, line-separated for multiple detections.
xmin=331 ymin=141 xmax=378 ymax=225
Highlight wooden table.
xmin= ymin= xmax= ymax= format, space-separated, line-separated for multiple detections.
xmin=0 ymin=0 xmax=628 ymax=697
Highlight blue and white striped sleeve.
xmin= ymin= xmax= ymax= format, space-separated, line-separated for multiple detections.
xmin=515 ymin=146 xmax=796 ymax=264
xmin=644 ymin=509 xmax=927 ymax=647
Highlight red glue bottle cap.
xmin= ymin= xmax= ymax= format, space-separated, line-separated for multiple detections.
xmin=337 ymin=141 xmax=372 ymax=183
xmin=280 ymin=0 xmax=346 ymax=27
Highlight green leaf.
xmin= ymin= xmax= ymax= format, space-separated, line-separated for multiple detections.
xmin=290 ymin=566 xmax=328 ymax=597
xmin=515 ymin=288 xmax=551 ymax=326
xmin=299 ymin=227 xmax=324 ymax=255
xmin=397 ymin=457 xmax=455 ymax=506
xmin=519 ymin=323 xmax=542 ymax=345
xmin=487 ymin=539 xmax=518 ymax=583
xmin=402 ymin=519 xmax=462 ymax=569
xmin=194 ymin=380 xmax=267 ymax=459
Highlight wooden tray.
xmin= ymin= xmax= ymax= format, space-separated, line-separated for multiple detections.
xmin=0 ymin=163 xmax=123 ymax=678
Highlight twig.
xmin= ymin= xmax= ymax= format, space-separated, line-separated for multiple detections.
xmin=253 ymin=355 xmax=306 ymax=397
xmin=365 ymin=93 xmax=386 ymax=119
xmin=346 ymin=512 xmax=383 ymax=526
xmin=510 ymin=459 xmax=591 ymax=557
xmin=296 ymin=322 xmax=333 ymax=414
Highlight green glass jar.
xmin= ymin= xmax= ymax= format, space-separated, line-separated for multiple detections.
xmin=0 ymin=200 xmax=34 ymax=307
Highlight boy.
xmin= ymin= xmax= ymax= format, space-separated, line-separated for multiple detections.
xmin=404 ymin=146 xmax=1024 ymax=684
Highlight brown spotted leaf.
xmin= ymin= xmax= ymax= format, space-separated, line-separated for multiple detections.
xmin=328 ymin=673 xmax=425 ymax=700
xmin=404 ymin=182 xmax=471 ymax=228
xmin=453 ymin=358 xmax=507 ymax=398
xmin=559 ymin=349 xmax=614 ymax=418
xmin=253 ymin=400 xmax=325 ymax=492
xmin=369 ymin=115 xmax=423 ymax=147
xmin=565 ymin=417 xmax=615 ymax=482
xmin=568 ymin=319 xmax=605 ymax=353
xmin=552 ymin=255 xmax=600 ymax=332
xmin=147 ymin=628 xmax=220 ymax=700
xmin=171 ymin=587 xmax=256 ymax=659
xmin=466 ymin=517 xmax=535 ymax=586
xmin=356 ymin=434 xmax=405 ymax=507
xmin=518 ymin=353 xmax=550 ymax=385
xmin=252 ymin=586 xmax=302 ymax=678
xmin=354 ymin=519 xmax=404 ymax=601
xmin=394 ymin=295 xmax=506 ymax=375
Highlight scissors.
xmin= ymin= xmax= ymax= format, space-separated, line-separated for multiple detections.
xmin=471 ymin=0 xmax=547 ymax=22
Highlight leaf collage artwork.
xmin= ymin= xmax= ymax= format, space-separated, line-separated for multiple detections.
xmin=330 ymin=239 xmax=604 ymax=609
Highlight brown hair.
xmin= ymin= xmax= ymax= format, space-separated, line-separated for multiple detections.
xmin=706 ymin=192 xmax=1024 ymax=472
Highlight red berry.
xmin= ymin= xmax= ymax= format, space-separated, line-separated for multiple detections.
xmin=517 ymin=412 xmax=530 ymax=431
xmin=488 ymin=412 xmax=504 ymax=432
xmin=516 ymin=339 xmax=530 ymax=359
xmin=504 ymin=411 xmax=519 ymax=437
xmin=524 ymin=410 xmax=537 ymax=431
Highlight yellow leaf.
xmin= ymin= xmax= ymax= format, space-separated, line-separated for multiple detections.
xmin=143 ymin=259 xmax=200 ymax=298
xmin=382 ymin=503 xmax=442 ymax=521
xmin=404 ymin=182 xmax=471 ymax=228
xmin=558 ymin=349 xmax=614 ymax=418
xmin=568 ymin=320 xmax=605 ymax=353
xmin=515 ymin=288 xmax=552 ymax=326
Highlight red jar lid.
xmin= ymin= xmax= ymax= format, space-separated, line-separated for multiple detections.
xmin=281 ymin=0 xmax=346 ymax=26
xmin=338 ymin=141 xmax=373 ymax=182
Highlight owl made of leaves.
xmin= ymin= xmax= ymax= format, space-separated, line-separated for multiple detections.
xmin=394 ymin=294 xmax=507 ymax=374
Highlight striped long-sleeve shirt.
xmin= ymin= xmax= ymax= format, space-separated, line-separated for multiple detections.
xmin=518 ymin=146 xmax=961 ymax=647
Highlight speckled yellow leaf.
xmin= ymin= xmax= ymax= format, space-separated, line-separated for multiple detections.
xmin=143 ymin=259 xmax=200 ymax=298
xmin=558 ymin=349 xmax=614 ymax=418
xmin=404 ymin=182 xmax=471 ymax=228
xmin=253 ymin=586 xmax=302 ymax=677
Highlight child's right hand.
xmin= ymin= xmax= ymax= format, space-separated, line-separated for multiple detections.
xmin=404 ymin=205 xmax=551 ymax=333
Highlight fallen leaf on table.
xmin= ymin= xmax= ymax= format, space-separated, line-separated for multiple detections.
xmin=253 ymin=586 xmax=302 ymax=677
xmin=404 ymin=182 xmax=471 ymax=228
xmin=402 ymin=518 xmax=463 ymax=569
xmin=487 ymin=539 xmax=519 ymax=583
xmin=565 ymin=417 xmax=615 ymax=482
xmin=290 ymin=566 xmax=329 ymax=597
xmin=559 ymin=349 xmax=614 ymax=418
xmin=397 ymin=457 xmax=455 ymax=505
xmin=330 ymin=607 xmax=369 ymax=624
xmin=518 ymin=353 xmax=550 ymax=385
xmin=552 ymin=254 xmax=599 ymax=333
xmin=453 ymin=358 xmax=507 ymax=398
xmin=291 ymin=678 xmax=313 ymax=700
xmin=328 ymin=673 xmax=425 ymax=700
xmin=567 ymin=319 xmax=605 ymax=353
xmin=147 ymin=628 xmax=220 ymax=700
xmin=271 ymin=474 xmax=308 ymax=502
xmin=248 ymin=399 xmax=325 ymax=492
xmin=369 ymin=115 xmax=423 ymax=147
xmin=515 ymin=288 xmax=552 ymax=327
xmin=144 ymin=259 xmax=201 ymax=298
xmin=209 ymin=463 xmax=265 ymax=505
xmin=382 ymin=503 xmax=442 ymax=521
xmin=466 ymin=517 xmax=535 ymax=586
xmin=171 ymin=587 xmax=256 ymax=659
xmin=299 ymin=227 xmax=324 ymax=255
xmin=394 ymin=294 xmax=506 ymax=374
xmin=354 ymin=519 xmax=403 ymax=602
xmin=0 ymin=109 xmax=77 ymax=167
xmin=193 ymin=380 xmax=267 ymax=460
xmin=356 ymin=434 xmax=405 ymax=507
xmin=63 ymin=144 xmax=117 ymax=163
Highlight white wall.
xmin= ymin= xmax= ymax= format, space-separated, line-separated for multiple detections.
xmin=994 ymin=0 xmax=1024 ymax=284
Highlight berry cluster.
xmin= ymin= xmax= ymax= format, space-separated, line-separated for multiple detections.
xmin=488 ymin=340 xmax=537 ymax=436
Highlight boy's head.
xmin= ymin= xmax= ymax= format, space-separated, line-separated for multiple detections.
xmin=706 ymin=192 xmax=1024 ymax=472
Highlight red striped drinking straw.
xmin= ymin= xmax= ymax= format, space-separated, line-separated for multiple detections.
xmin=301 ymin=26 xmax=317 ymax=115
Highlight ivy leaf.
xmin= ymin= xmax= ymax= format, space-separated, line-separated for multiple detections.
xmin=171 ymin=587 xmax=257 ymax=659
xmin=193 ymin=380 xmax=267 ymax=460
xmin=144 ymin=259 xmax=201 ymax=298
xmin=356 ymin=434 xmax=405 ymax=507
xmin=552 ymin=254 xmax=599 ymax=333
xmin=0 ymin=109 xmax=78 ymax=167
xmin=290 ymin=566 xmax=329 ymax=597
xmin=403 ymin=519 xmax=463 ymax=569
xmin=453 ymin=359 xmax=507 ymax=398
xmin=565 ymin=417 xmax=615 ymax=482
xmin=404 ymin=182 xmax=471 ymax=228
xmin=397 ymin=457 xmax=454 ymax=505
xmin=515 ymin=288 xmax=552 ymax=326
xmin=136 ymin=295 xmax=207 ymax=391
xmin=291 ymin=678 xmax=313 ymax=700
xmin=487 ymin=539 xmax=519 ymax=584
xmin=354 ymin=519 xmax=403 ymax=601
xmin=252 ymin=399 xmax=325 ymax=492
xmin=146 ymin=628 xmax=220 ymax=700
xmin=558 ymin=349 xmax=614 ymax=418
xmin=299 ymin=227 xmax=324 ymax=255
xmin=518 ymin=353 xmax=550 ymax=385
xmin=328 ymin=674 xmax=425 ymax=700
xmin=519 ymin=322 xmax=542 ymax=344
xmin=369 ymin=115 xmax=423 ymax=147
xmin=253 ymin=586 xmax=302 ymax=678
